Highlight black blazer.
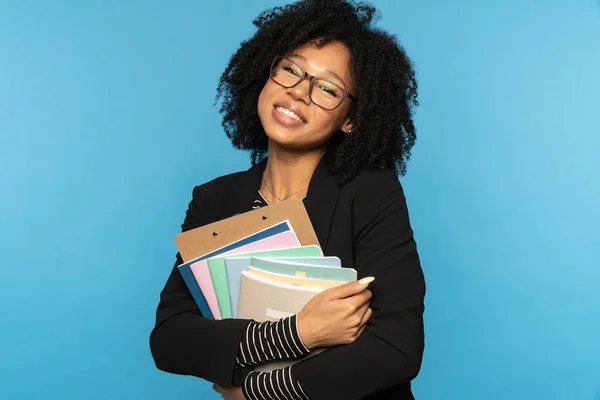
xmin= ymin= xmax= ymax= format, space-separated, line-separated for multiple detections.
xmin=150 ymin=156 xmax=426 ymax=400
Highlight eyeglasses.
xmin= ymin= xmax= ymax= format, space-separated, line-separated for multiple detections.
xmin=269 ymin=55 xmax=357 ymax=110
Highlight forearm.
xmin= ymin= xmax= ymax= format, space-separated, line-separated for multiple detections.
xmin=242 ymin=367 xmax=309 ymax=400
xmin=234 ymin=315 xmax=311 ymax=399
xmin=150 ymin=312 xmax=251 ymax=386
xmin=150 ymin=259 xmax=251 ymax=386
xmin=235 ymin=315 xmax=310 ymax=368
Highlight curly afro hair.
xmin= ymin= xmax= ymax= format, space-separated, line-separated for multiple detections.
xmin=215 ymin=0 xmax=418 ymax=185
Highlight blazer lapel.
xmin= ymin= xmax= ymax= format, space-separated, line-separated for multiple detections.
xmin=303 ymin=157 xmax=339 ymax=250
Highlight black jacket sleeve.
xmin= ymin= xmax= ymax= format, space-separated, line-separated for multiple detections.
xmin=292 ymin=171 xmax=426 ymax=400
xmin=149 ymin=185 xmax=252 ymax=386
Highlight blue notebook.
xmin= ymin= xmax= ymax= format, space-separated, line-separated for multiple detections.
xmin=177 ymin=221 xmax=292 ymax=319
xmin=225 ymin=252 xmax=334 ymax=317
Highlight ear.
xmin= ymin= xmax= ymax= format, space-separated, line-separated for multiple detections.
xmin=341 ymin=118 xmax=355 ymax=135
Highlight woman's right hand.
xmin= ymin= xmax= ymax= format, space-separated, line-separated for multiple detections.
xmin=296 ymin=277 xmax=374 ymax=350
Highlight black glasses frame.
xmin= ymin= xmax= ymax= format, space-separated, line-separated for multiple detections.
xmin=269 ymin=55 xmax=357 ymax=110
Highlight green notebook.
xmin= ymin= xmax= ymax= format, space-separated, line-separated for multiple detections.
xmin=207 ymin=245 xmax=323 ymax=319
xmin=250 ymin=257 xmax=356 ymax=282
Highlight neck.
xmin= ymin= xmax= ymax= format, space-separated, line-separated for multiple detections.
xmin=261 ymin=141 xmax=325 ymax=203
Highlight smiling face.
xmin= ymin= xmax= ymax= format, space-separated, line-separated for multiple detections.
xmin=257 ymin=40 xmax=355 ymax=152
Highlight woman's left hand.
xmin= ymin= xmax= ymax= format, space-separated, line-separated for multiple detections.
xmin=212 ymin=384 xmax=245 ymax=400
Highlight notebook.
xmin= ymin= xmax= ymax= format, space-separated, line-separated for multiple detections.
xmin=177 ymin=220 xmax=294 ymax=319
xmin=250 ymin=257 xmax=356 ymax=282
xmin=224 ymin=249 xmax=325 ymax=318
xmin=191 ymin=230 xmax=302 ymax=319
xmin=246 ymin=267 xmax=347 ymax=290
xmin=237 ymin=270 xmax=326 ymax=372
xmin=209 ymin=250 xmax=327 ymax=319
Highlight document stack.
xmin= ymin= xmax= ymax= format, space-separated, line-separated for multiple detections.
xmin=173 ymin=199 xmax=358 ymax=370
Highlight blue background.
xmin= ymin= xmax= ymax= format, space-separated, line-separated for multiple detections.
xmin=1 ymin=0 xmax=599 ymax=399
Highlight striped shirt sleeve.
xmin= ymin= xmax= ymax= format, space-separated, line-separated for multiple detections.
xmin=235 ymin=315 xmax=310 ymax=367
xmin=241 ymin=366 xmax=310 ymax=400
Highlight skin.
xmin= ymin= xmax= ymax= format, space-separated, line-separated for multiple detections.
xmin=257 ymin=40 xmax=355 ymax=203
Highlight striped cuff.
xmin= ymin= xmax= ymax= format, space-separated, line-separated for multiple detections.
xmin=236 ymin=315 xmax=310 ymax=368
xmin=241 ymin=367 xmax=309 ymax=400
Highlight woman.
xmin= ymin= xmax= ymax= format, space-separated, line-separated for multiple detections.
xmin=149 ymin=1 xmax=426 ymax=399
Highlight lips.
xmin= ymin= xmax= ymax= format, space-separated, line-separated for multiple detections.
xmin=273 ymin=102 xmax=308 ymax=123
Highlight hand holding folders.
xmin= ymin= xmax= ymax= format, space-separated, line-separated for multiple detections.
xmin=296 ymin=277 xmax=374 ymax=350
xmin=174 ymin=198 xmax=371 ymax=371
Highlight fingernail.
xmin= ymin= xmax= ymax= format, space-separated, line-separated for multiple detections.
xmin=359 ymin=276 xmax=375 ymax=285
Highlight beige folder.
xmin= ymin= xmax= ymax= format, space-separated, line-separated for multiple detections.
xmin=247 ymin=267 xmax=346 ymax=290
xmin=238 ymin=271 xmax=326 ymax=372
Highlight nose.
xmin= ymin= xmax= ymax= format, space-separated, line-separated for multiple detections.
xmin=287 ymin=76 xmax=311 ymax=105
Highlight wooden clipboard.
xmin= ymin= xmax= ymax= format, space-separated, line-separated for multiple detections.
xmin=175 ymin=199 xmax=320 ymax=263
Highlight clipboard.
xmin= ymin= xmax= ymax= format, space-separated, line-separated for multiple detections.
xmin=175 ymin=198 xmax=320 ymax=263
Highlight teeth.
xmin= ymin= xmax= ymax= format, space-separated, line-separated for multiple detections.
xmin=275 ymin=106 xmax=304 ymax=123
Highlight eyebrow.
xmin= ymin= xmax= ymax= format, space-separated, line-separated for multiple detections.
xmin=288 ymin=53 xmax=347 ymax=87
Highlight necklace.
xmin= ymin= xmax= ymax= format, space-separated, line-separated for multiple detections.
xmin=262 ymin=177 xmax=309 ymax=202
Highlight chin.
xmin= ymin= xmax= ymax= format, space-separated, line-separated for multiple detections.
xmin=260 ymin=111 xmax=330 ymax=151
xmin=266 ymin=133 xmax=326 ymax=153
xmin=265 ymin=131 xmax=301 ymax=149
